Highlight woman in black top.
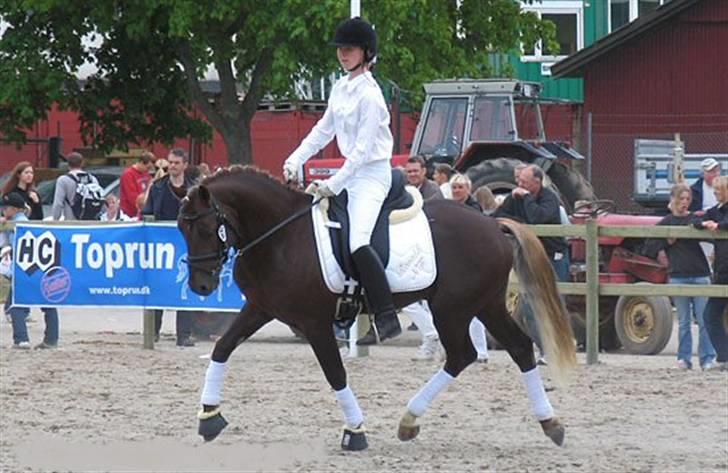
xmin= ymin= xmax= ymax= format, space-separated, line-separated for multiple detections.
xmin=696 ymin=176 xmax=728 ymax=370
xmin=1 ymin=161 xmax=43 ymax=220
xmin=648 ymin=184 xmax=715 ymax=370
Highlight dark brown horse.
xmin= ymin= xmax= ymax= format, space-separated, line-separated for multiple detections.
xmin=178 ymin=167 xmax=576 ymax=451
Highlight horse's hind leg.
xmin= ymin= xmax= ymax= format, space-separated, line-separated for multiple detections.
xmin=398 ymin=306 xmax=476 ymax=442
xmin=480 ymin=302 xmax=566 ymax=446
xmin=305 ymin=323 xmax=368 ymax=451
xmin=198 ymin=304 xmax=272 ymax=442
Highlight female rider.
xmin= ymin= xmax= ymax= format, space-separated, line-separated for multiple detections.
xmin=282 ymin=17 xmax=401 ymax=345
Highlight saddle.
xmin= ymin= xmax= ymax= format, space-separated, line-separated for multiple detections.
xmin=325 ymin=170 xmax=414 ymax=280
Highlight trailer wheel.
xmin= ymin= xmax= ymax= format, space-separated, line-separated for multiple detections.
xmin=546 ymin=162 xmax=595 ymax=211
xmin=615 ymin=293 xmax=673 ymax=355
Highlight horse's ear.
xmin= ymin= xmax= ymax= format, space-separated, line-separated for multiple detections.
xmin=198 ymin=185 xmax=211 ymax=206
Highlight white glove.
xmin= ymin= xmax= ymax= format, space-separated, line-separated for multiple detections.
xmin=283 ymin=160 xmax=299 ymax=183
xmin=305 ymin=180 xmax=335 ymax=199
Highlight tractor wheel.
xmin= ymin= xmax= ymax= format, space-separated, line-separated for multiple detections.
xmin=566 ymin=295 xmax=621 ymax=352
xmin=546 ymin=162 xmax=595 ymax=211
xmin=614 ymin=292 xmax=673 ymax=355
xmin=465 ymin=158 xmax=524 ymax=196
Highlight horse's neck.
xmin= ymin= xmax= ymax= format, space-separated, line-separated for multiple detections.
xmin=216 ymin=180 xmax=308 ymax=244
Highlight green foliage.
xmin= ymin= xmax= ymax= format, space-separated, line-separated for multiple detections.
xmin=0 ymin=0 xmax=558 ymax=161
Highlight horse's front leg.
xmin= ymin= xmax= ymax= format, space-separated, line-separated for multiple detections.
xmin=306 ymin=324 xmax=368 ymax=451
xmin=198 ymin=304 xmax=272 ymax=442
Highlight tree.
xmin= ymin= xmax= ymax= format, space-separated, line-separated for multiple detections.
xmin=0 ymin=0 xmax=556 ymax=165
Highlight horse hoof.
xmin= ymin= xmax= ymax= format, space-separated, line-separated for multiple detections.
xmin=341 ymin=426 xmax=368 ymax=451
xmin=397 ymin=424 xmax=420 ymax=441
xmin=397 ymin=411 xmax=420 ymax=441
xmin=540 ymin=417 xmax=565 ymax=446
xmin=198 ymin=412 xmax=229 ymax=442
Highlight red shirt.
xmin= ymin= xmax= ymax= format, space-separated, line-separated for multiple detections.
xmin=119 ymin=165 xmax=152 ymax=217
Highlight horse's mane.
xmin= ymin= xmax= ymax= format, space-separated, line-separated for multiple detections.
xmin=200 ymin=165 xmax=305 ymax=198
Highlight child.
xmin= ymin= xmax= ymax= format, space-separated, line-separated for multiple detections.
xmin=1 ymin=192 xmax=59 ymax=349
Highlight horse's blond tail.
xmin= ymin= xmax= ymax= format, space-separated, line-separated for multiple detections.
xmin=498 ymin=218 xmax=577 ymax=382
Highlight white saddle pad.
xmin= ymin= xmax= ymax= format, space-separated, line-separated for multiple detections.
xmin=311 ymin=192 xmax=437 ymax=295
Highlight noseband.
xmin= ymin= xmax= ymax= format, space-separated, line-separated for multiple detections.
xmin=180 ymin=197 xmax=238 ymax=278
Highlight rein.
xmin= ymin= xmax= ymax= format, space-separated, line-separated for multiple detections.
xmin=237 ymin=196 xmax=323 ymax=256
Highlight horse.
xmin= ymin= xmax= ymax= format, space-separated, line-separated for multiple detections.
xmin=178 ymin=166 xmax=576 ymax=450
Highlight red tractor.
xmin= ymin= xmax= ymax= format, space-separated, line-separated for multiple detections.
xmin=565 ymin=201 xmax=673 ymax=355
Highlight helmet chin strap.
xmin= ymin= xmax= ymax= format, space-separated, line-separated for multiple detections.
xmin=346 ymin=62 xmax=364 ymax=73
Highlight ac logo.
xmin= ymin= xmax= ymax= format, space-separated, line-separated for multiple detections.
xmin=16 ymin=230 xmax=61 ymax=274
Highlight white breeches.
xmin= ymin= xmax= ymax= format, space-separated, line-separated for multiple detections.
xmin=469 ymin=318 xmax=489 ymax=359
xmin=401 ymin=301 xmax=438 ymax=339
xmin=345 ymin=160 xmax=392 ymax=252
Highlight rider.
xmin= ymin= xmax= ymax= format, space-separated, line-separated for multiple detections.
xmin=282 ymin=17 xmax=401 ymax=345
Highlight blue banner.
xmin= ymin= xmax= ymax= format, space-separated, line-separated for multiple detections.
xmin=12 ymin=222 xmax=245 ymax=311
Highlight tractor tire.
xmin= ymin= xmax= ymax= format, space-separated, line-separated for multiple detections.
xmin=465 ymin=158 xmax=524 ymax=195
xmin=546 ymin=162 xmax=595 ymax=211
xmin=566 ymin=295 xmax=621 ymax=352
xmin=614 ymin=292 xmax=673 ymax=355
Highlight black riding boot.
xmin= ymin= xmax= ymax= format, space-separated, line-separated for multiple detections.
xmin=352 ymin=245 xmax=402 ymax=345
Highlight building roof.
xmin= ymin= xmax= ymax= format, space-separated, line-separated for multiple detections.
xmin=551 ymin=0 xmax=702 ymax=78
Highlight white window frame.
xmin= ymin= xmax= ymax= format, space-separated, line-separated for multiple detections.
xmin=608 ymin=0 xmax=669 ymax=32
xmin=521 ymin=1 xmax=584 ymax=63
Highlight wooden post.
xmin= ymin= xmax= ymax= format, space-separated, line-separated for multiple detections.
xmin=585 ymin=218 xmax=599 ymax=365
xmin=143 ymin=215 xmax=155 ymax=349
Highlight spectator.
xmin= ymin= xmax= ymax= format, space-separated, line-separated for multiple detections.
xmin=405 ymin=156 xmax=443 ymax=200
xmin=1 ymin=192 xmax=59 ymax=349
xmin=690 ymin=158 xmax=721 ymax=214
xmin=691 ymin=158 xmax=721 ymax=264
xmin=403 ymin=301 xmax=441 ymax=361
xmin=119 ymin=152 xmax=155 ymax=217
xmin=448 ymin=173 xmax=489 ymax=363
xmin=433 ymin=163 xmax=454 ymax=199
xmin=143 ymin=148 xmax=197 ymax=347
xmin=51 ymin=152 xmax=101 ymax=220
xmin=99 ymin=194 xmax=133 ymax=222
xmin=153 ymin=158 xmax=169 ymax=181
xmin=474 ymin=186 xmax=498 ymax=215
xmin=1 ymin=161 xmax=43 ymax=220
xmin=647 ymin=184 xmax=715 ymax=370
xmin=695 ymin=175 xmax=728 ymax=371
xmin=494 ymin=164 xmax=569 ymax=364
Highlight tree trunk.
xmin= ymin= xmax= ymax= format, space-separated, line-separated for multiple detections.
xmin=219 ymin=120 xmax=253 ymax=165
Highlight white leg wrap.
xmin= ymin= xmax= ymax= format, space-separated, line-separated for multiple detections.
xmin=469 ymin=318 xmax=489 ymax=359
xmin=407 ymin=369 xmax=455 ymax=417
xmin=335 ymin=386 xmax=364 ymax=429
xmin=521 ymin=367 xmax=554 ymax=421
xmin=200 ymin=360 xmax=227 ymax=406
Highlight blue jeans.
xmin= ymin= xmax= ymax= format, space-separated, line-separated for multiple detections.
xmin=5 ymin=287 xmax=59 ymax=345
xmin=520 ymin=252 xmax=570 ymax=354
xmin=669 ymin=276 xmax=715 ymax=367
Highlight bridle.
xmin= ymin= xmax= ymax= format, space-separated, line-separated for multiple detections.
xmin=180 ymin=196 xmax=239 ymax=278
xmin=181 ymin=192 xmax=324 ymax=278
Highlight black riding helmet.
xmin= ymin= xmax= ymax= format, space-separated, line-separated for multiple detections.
xmin=332 ymin=17 xmax=377 ymax=64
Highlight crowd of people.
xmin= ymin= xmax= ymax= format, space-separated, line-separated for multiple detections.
xmin=0 ymin=149 xmax=212 ymax=350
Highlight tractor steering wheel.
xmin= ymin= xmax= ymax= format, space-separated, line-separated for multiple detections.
xmin=572 ymin=199 xmax=616 ymax=218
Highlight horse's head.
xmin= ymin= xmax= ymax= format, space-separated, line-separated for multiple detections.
xmin=178 ymin=185 xmax=238 ymax=296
